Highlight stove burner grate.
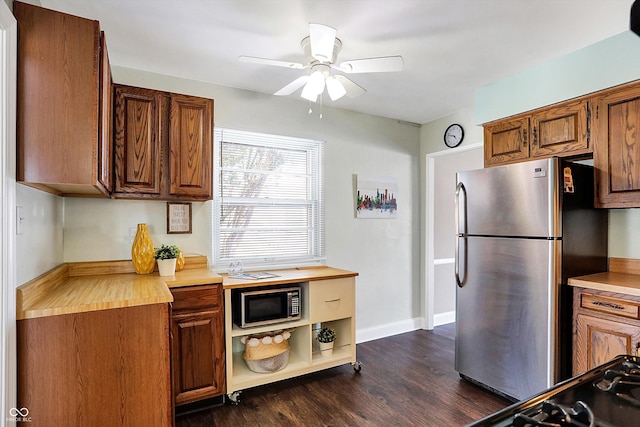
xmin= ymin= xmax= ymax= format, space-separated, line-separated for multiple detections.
xmin=594 ymin=360 xmax=640 ymax=407
xmin=512 ymin=400 xmax=594 ymax=427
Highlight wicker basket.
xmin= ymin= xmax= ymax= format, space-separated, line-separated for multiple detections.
xmin=242 ymin=330 xmax=292 ymax=373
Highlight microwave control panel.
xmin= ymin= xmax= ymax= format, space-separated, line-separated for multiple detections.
xmin=290 ymin=292 xmax=300 ymax=316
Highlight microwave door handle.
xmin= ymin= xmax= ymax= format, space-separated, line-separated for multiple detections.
xmin=455 ymin=182 xmax=467 ymax=288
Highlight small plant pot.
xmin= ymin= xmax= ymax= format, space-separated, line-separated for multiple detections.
xmin=319 ymin=341 xmax=334 ymax=357
xmin=157 ymin=258 xmax=177 ymax=276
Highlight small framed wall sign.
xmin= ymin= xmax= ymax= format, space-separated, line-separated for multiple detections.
xmin=167 ymin=202 xmax=192 ymax=234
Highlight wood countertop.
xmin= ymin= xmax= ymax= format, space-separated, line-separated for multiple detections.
xmin=17 ymin=256 xmax=222 ymax=320
xmin=221 ymin=266 xmax=358 ymax=289
xmin=16 ymin=258 xmax=356 ymax=319
xmin=568 ymin=257 xmax=640 ymax=297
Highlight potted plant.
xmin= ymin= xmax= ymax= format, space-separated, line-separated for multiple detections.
xmin=316 ymin=326 xmax=336 ymax=357
xmin=154 ymin=244 xmax=180 ymax=276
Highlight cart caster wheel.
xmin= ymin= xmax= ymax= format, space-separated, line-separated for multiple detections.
xmin=352 ymin=361 xmax=363 ymax=373
xmin=227 ymin=391 xmax=242 ymax=405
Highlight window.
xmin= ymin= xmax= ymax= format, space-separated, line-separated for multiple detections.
xmin=213 ymin=128 xmax=325 ymax=269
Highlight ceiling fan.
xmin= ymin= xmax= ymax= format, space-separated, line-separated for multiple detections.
xmin=239 ymin=23 xmax=404 ymax=103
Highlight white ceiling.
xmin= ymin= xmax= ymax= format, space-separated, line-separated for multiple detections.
xmin=40 ymin=0 xmax=635 ymax=124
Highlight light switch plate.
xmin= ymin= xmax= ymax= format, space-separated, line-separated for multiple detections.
xmin=16 ymin=206 xmax=24 ymax=235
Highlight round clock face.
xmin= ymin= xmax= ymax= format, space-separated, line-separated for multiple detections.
xmin=444 ymin=124 xmax=464 ymax=148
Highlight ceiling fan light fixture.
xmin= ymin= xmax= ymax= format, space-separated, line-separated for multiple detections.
xmin=300 ymin=85 xmax=319 ymax=102
xmin=240 ymin=22 xmax=402 ymax=109
xmin=326 ymin=75 xmax=346 ymax=101
xmin=301 ymin=70 xmax=325 ymax=102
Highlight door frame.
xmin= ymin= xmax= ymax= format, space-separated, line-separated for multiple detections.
xmin=424 ymin=143 xmax=482 ymax=329
xmin=0 ymin=1 xmax=17 ymax=420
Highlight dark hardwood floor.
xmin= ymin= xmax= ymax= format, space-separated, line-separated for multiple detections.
xmin=176 ymin=324 xmax=510 ymax=427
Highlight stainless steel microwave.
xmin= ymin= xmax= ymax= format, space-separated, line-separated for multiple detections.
xmin=232 ymin=285 xmax=301 ymax=328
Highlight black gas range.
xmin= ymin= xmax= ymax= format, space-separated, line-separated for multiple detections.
xmin=467 ymin=355 xmax=640 ymax=427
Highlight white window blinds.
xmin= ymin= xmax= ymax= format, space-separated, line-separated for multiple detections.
xmin=213 ymin=128 xmax=325 ymax=269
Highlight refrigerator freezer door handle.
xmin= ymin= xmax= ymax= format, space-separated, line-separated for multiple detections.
xmin=455 ymin=182 xmax=467 ymax=288
xmin=455 ymin=234 xmax=466 ymax=288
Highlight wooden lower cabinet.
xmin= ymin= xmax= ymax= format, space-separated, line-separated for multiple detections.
xmin=573 ymin=287 xmax=640 ymax=376
xmin=170 ymin=284 xmax=225 ymax=405
xmin=17 ymin=304 xmax=172 ymax=427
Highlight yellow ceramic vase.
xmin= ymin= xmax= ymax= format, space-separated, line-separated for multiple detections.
xmin=176 ymin=249 xmax=185 ymax=272
xmin=131 ymin=224 xmax=155 ymax=274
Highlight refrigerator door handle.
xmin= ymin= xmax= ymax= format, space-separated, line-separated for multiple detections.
xmin=455 ymin=182 xmax=467 ymax=288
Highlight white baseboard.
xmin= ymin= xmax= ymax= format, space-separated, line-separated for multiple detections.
xmin=355 ymin=313 xmax=456 ymax=343
xmin=355 ymin=317 xmax=422 ymax=344
xmin=434 ymin=311 xmax=455 ymax=327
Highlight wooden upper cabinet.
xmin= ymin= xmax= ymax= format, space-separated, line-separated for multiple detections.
xmin=484 ymin=117 xmax=529 ymax=166
xmin=15 ymin=1 xmax=112 ymax=197
xmin=530 ymin=98 xmax=591 ymax=159
xmin=593 ymin=81 xmax=640 ymax=208
xmin=113 ymin=85 xmax=213 ymax=201
xmin=114 ymin=86 xmax=164 ymax=195
xmin=169 ymin=95 xmax=213 ymax=198
xmin=483 ymin=98 xmax=591 ymax=167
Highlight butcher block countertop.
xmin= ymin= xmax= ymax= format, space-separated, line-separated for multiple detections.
xmin=221 ymin=266 xmax=358 ymax=289
xmin=568 ymin=257 xmax=640 ymax=297
xmin=16 ymin=255 xmax=222 ymax=320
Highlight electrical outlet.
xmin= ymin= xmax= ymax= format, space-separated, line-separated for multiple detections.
xmin=16 ymin=206 xmax=24 ymax=235
xmin=128 ymin=227 xmax=137 ymax=244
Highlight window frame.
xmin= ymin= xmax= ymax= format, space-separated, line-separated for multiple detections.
xmin=213 ymin=128 xmax=325 ymax=271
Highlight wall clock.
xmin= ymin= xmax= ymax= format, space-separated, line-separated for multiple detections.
xmin=444 ymin=124 xmax=464 ymax=148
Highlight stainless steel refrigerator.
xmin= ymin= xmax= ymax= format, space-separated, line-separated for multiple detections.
xmin=454 ymin=157 xmax=608 ymax=401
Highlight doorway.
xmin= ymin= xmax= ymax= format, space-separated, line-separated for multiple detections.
xmin=425 ymin=144 xmax=483 ymax=329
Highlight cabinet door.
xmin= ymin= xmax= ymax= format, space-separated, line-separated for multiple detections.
xmin=169 ymin=95 xmax=213 ymax=199
xmin=171 ymin=308 xmax=226 ymax=405
xmin=114 ymin=86 xmax=164 ymax=195
xmin=483 ymin=117 xmax=529 ymax=166
xmin=574 ymin=313 xmax=640 ymax=375
xmin=18 ymin=304 xmax=172 ymax=426
xmin=98 ymin=31 xmax=113 ymax=192
xmin=594 ymin=82 xmax=640 ymax=208
xmin=530 ymin=98 xmax=591 ymax=159
xmin=15 ymin=2 xmax=106 ymax=196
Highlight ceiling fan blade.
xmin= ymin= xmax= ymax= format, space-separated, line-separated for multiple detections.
xmin=337 ymin=55 xmax=404 ymax=73
xmin=239 ymin=55 xmax=306 ymax=69
xmin=274 ymin=75 xmax=309 ymax=96
xmin=334 ymin=75 xmax=366 ymax=99
xmin=309 ymin=23 xmax=336 ymax=62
